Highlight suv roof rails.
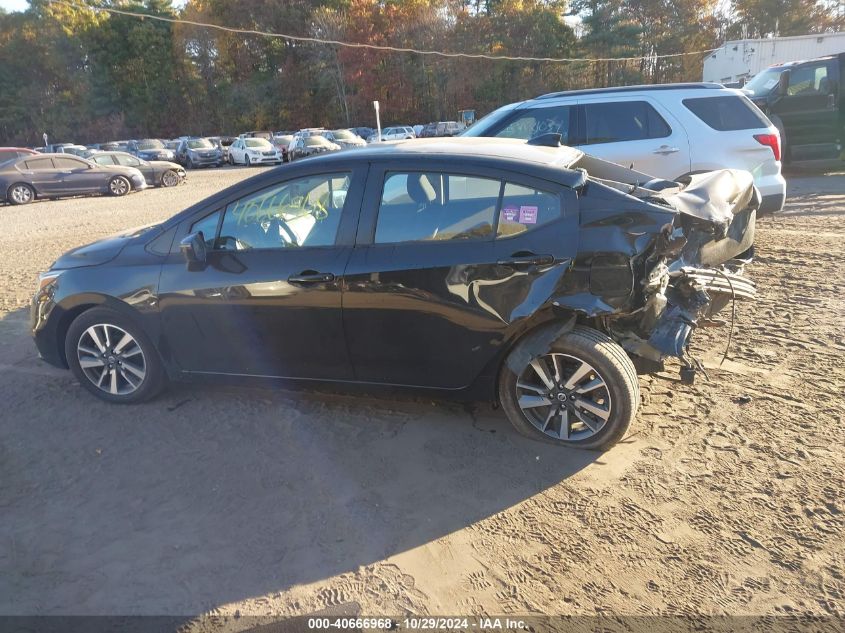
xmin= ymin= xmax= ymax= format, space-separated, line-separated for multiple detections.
xmin=535 ymin=82 xmax=724 ymax=100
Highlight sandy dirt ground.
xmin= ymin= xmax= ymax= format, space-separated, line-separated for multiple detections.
xmin=1 ymin=167 xmax=843 ymax=622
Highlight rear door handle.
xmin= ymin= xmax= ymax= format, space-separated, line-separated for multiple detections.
xmin=497 ymin=254 xmax=554 ymax=267
xmin=288 ymin=272 xmax=335 ymax=284
xmin=653 ymin=145 xmax=680 ymax=155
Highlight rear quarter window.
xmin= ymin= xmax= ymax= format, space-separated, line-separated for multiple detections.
xmin=581 ymin=100 xmax=671 ymax=145
xmin=683 ymin=95 xmax=771 ymax=131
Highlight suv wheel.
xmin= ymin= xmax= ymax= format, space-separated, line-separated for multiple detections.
xmin=65 ymin=307 xmax=166 ymax=403
xmin=498 ymin=325 xmax=639 ymax=450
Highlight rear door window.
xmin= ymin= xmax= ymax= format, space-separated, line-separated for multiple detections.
xmin=683 ymin=95 xmax=771 ymax=131
xmin=24 ymin=158 xmax=55 ymax=171
xmin=375 ymin=172 xmax=500 ymax=243
xmin=580 ymin=100 xmax=671 ymax=145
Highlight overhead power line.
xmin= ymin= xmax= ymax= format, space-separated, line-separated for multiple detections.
xmin=49 ymin=0 xmax=724 ymax=64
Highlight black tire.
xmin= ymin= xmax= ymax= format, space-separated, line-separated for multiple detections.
xmin=7 ymin=182 xmax=35 ymax=205
xmin=498 ymin=324 xmax=639 ymax=450
xmin=65 ymin=307 xmax=166 ymax=404
xmin=160 ymin=170 xmax=180 ymax=188
xmin=187 ymin=157 xmax=195 ymax=170
xmin=244 ymin=154 xmax=251 ymax=167
xmin=108 ymin=175 xmax=131 ymax=197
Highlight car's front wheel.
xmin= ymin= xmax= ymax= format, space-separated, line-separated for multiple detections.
xmin=7 ymin=182 xmax=35 ymax=205
xmin=108 ymin=176 xmax=131 ymax=197
xmin=160 ymin=170 xmax=180 ymax=187
xmin=65 ymin=308 xmax=166 ymax=403
xmin=498 ymin=325 xmax=639 ymax=450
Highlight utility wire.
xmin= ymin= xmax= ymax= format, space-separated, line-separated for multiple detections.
xmin=49 ymin=0 xmax=725 ymax=64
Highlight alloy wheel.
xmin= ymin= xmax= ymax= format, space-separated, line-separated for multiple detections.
xmin=10 ymin=184 xmax=33 ymax=204
xmin=515 ymin=353 xmax=612 ymax=441
xmin=109 ymin=177 xmax=129 ymax=196
xmin=161 ymin=170 xmax=179 ymax=187
xmin=76 ymin=323 xmax=147 ymax=396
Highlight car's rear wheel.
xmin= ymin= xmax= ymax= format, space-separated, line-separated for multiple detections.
xmin=108 ymin=176 xmax=130 ymax=197
xmin=498 ymin=325 xmax=639 ymax=450
xmin=160 ymin=170 xmax=180 ymax=187
xmin=65 ymin=308 xmax=165 ymax=404
xmin=7 ymin=182 xmax=34 ymax=205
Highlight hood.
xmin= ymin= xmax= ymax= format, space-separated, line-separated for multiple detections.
xmin=51 ymin=223 xmax=161 ymax=270
xmin=100 ymin=164 xmax=144 ymax=178
xmin=148 ymin=160 xmax=183 ymax=170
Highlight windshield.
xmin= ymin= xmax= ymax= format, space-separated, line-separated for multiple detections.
xmin=246 ymin=139 xmax=272 ymax=148
xmin=744 ymin=69 xmax=783 ymax=96
xmin=137 ymin=139 xmax=164 ymax=150
xmin=460 ymin=103 xmax=520 ymax=136
xmin=187 ymin=139 xmax=214 ymax=149
xmin=332 ymin=129 xmax=357 ymax=140
xmin=305 ymin=136 xmax=330 ymax=147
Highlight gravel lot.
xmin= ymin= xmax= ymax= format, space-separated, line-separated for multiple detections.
xmin=1 ymin=166 xmax=843 ymax=622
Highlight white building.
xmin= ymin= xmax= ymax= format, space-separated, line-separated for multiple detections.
xmin=703 ymin=31 xmax=845 ymax=84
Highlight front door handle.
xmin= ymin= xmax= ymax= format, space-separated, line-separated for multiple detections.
xmin=497 ymin=254 xmax=554 ymax=267
xmin=653 ymin=145 xmax=680 ymax=155
xmin=288 ymin=271 xmax=335 ymax=284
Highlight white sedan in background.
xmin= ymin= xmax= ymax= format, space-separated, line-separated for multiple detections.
xmin=227 ymin=138 xmax=283 ymax=166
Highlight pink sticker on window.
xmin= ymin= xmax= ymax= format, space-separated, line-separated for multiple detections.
xmin=501 ymin=205 xmax=519 ymax=223
xmin=519 ymin=205 xmax=538 ymax=224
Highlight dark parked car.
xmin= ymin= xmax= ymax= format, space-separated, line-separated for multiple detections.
xmin=288 ymin=135 xmax=341 ymax=160
xmin=174 ymin=138 xmax=224 ymax=169
xmin=0 ymin=147 xmax=37 ymax=164
xmin=743 ymin=52 xmax=845 ymax=163
xmin=351 ymin=127 xmax=374 ymax=140
xmin=89 ymin=151 xmax=186 ymax=188
xmin=30 ymin=137 xmax=757 ymax=449
xmin=128 ymin=139 xmax=176 ymax=162
xmin=2 ymin=153 xmax=146 ymax=204
xmin=420 ymin=121 xmax=464 ymax=137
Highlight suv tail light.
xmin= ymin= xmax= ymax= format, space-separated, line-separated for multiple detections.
xmin=753 ymin=133 xmax=781 ymax=161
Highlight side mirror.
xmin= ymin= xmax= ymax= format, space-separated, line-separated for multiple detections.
xmin=180 ymin=231 xmax=207 ymax=268
xmin=777 ymin=70 xmax=790 ymax=96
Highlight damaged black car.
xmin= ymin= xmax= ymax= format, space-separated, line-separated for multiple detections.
xmin=31 ymin=137 xmax=757 ymax=450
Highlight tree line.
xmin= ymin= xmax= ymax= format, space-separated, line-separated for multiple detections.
xmin=0 ymin=0 xmax=841 ymax=145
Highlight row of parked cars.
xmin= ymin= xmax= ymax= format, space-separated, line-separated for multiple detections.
xmin=0 ymin=145 xmax=186 ymax=205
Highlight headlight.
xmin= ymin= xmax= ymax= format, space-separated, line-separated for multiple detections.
xmin=37 ymin=270 xmax=62 ymax=292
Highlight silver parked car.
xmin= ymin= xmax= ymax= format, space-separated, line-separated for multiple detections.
xmin=88 ymin=151 xmax=186 ymax=188
xmin=1 ymin=153 xmax=146 ymax=205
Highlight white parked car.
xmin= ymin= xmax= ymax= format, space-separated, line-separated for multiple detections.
xmin=463 ymin=83 xmax=786 ymax=212
xmin=227 ymin=137 xmax=283 ymax=166
xmin=367 ymin=126 xmax=416 ymax=142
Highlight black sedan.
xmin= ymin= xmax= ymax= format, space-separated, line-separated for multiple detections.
xmin=89 ymin=151 xmax=186 ymax=188
xmin=31 ymin=137 xmax=758 ymax=449
xmin=2 ymin=153 xmax=146 ymax=205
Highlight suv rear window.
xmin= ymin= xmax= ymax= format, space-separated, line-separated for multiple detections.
xmin=683 ymin=95 xmax=770 ymax=131
xmin=581 ymin=101 xmax=671 ymax=145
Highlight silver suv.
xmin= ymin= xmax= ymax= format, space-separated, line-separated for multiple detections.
xmin=464 ymin=83 xmax=786 ymax=212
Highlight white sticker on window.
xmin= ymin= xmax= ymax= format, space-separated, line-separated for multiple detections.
xmin=501 ymin=205 xmax=519 ymax=223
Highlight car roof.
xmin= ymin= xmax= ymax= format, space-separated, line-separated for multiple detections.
xmin=535 ymin=82 xmax=725 ymax=100
xmin=0 ymin=147 xmax=36 ymax=152
xmin=315 ymin=137 xmax=583 ymax=169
